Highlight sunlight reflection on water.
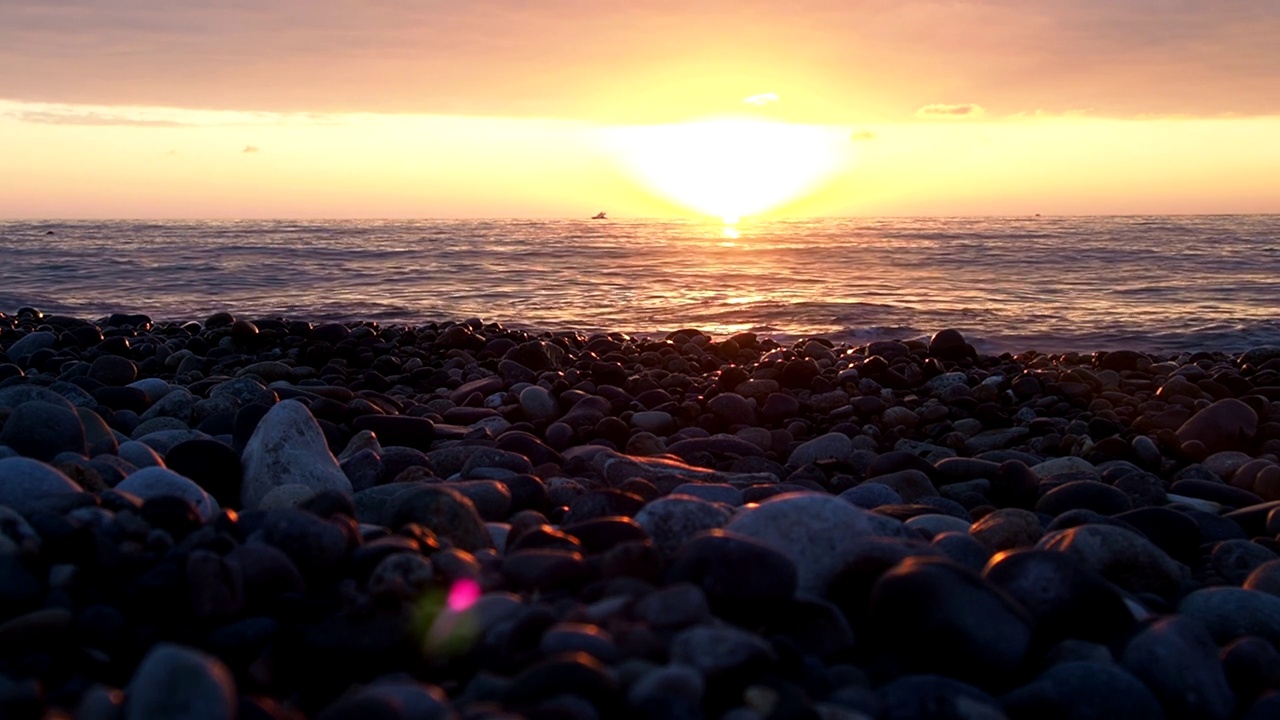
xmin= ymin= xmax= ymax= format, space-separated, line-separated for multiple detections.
xmin=2 ymin=216 xmax=1279 ymax=353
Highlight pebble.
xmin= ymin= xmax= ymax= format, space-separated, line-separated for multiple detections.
xmin=1176 ymin=398 xmax=1258 ymax=454
xmin=634 ymin=495 xmax=732 ymax=558
xmin=1121 ymin=616 xmax=1235 ymax=720
xmin=6 ymin=313 xmax=1280 ymax=719
xmin=0 ymin=457 xmax=83 ymax=515
xmin=866 ymin=557 xmax=1034 ymax=690
xmin=1038 ymin=523 xmax=1184 ymax=600
xmin=0 ymin=400 xmax=87 ymax=461
xmin=725 ymin=491 xmax=912 ymax=595
xmin=240 ymin=399 xmax=352 ymax=509
xmin=124 ymin=643 xmax=236 ymax=720
xmin=1178 ymin=588 xmax=1280 ymax=646
xmin=116 ymin=466 xmax=220 ymax=521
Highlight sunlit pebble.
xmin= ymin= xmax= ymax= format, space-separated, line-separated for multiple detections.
xmin=447 ymin=578 xmax=481 ymax=611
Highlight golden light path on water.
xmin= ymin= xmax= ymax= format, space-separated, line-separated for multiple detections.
xmin=605 ymin=118 xmax=854 ymax=224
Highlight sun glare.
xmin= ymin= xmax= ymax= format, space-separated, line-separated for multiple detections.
xmin=607 ymin=119 xmax=851 ymax=222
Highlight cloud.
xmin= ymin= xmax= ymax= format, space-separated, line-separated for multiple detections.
xmin=850 ymin=129 xmax=876 ymax=141
xmin=0 ymin=1 xmax=1277 ymax=120
xmin=744 ymin=92 xmax=779 ymax=107
xmin=242 ymin=145 xmax=259 ymax=153
xmin=916 ymin=103 xmax=985 ymax=119
xmin=6 ymin=109 xmax=186 ymax=127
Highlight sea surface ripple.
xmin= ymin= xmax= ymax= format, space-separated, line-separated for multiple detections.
xmin=2 ymin=216 xmax=1278 ymax=353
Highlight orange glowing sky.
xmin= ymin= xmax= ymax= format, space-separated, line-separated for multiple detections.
xmin=1 ymin=1 xmax=1278 ymax=219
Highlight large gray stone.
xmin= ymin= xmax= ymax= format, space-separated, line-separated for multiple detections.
xmin=787 ymin=432 xmax=854 ymax=467
xmin=0 ymin=401 xmax=87 ymax=461
xmin=635 ymin=495 xmax=733 ymax=558
xmin=1178 ymin=587 xmax=1280 ymax=647
xmin=0 ymin=457 xmax=82 ymax=515
xmin=117 ymin=467 xmax=220 ymax=521
xmin=240 ymin=400 xmax=351 ymax=509
xmin=1038 ymin=523 xmax=1183 ymax=600
xmin=1121 ymin=616 xmax=1235 ymax=720
xmin=725 ymin=491 xmax=913 ymax=596
xmin=5 ymin=331 xmax=57 ymax=365
xmin=125 ymin=643 xmax=235 ymax=720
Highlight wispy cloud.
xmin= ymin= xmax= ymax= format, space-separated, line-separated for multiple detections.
xmin=850 ymin=130 xmax=877 ymax=141
xmin=242 ymin=145 xmax=259 ymax=153
xmin=744 ymin=93 xmax=779 ymax=107
xmin=0 ymin=100 xmax=337 ymax=128
xmin=916 ymin=103 xmax=985 ymax=119
xmin=6 ymin=109 xmax=188 ymax=127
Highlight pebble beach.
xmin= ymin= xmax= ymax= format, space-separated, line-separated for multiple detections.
xmin=3 ymin=308 xmax=1280 ymax=720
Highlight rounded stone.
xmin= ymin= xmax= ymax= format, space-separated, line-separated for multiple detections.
xmin=1003 ymin=661 xmax=1165 ymax=720
xmin=1035 ymin=480 xmax=1132 ymax=517
xmin=124 ymin=643 xmax=236 ymax=720
xmin=1121 ymin=615 xmax=1235 ymax=720
xmin=518 ymin=385 xmax=560 ymax=423
xmin=88 ymin=355 xmax=138 ymax=386
xmin=117 ymin=467 xmax=220 ymax=521
xmin=634 ymin=495 xmax=732 ymax=559
xmin=0 ymin=457 xmax=83 ymax=515
xmin=0 ymin=401 xmax=88 ymax=461
xmin=1038 ymin=523 xmax=1183 ymax=600
xmin=725 ymin=491 xmax=913 ymax=596
xmin=240 ymin=400 xmax=352 ymax=509
xmin=1243 ymin=560 xmax=1280 ymax=596
xmin=1176 ymin=399 xmax=1258 ymax=455
xmin=667 ymin=530 xmax=798 ymax=622
xmin=1178 ymin=587 xmax=1280 ymax=646
xmin=1211 ymin=540 xmax=1277 ymax=585
xmin=388 ymin=485 xmax=493 ymax=552
xmin=866 ymin=556 xmax=1033 ymax=690
xmin=968 ymin=508 xmax=1044 ymax=553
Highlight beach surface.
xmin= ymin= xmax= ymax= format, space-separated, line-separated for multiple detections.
xmin=2 ymin=309 xmax=1280 ymax=719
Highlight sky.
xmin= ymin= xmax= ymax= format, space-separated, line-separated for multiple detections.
xmin=1 ymin=0 xmax=1278 ymax=219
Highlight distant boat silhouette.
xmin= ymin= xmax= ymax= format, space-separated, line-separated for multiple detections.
xmin=591 ymin=212 xmax=608 ymax=220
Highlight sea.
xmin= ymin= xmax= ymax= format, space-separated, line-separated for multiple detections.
xmin=2 ymin=216 xmax=1278 ymax=355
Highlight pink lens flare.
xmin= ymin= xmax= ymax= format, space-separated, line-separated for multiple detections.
xmin=446 ymin=578 xmax=481 ymax=611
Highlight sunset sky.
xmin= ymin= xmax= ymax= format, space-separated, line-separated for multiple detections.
xmin=1 ymin=1 xmax=1277 ymax=219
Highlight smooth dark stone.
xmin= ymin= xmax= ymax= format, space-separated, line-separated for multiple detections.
xmin=165 ymin=439 xmax=244 ymax=510
xmin=250 ymin=508 xmax=350 ymax=582
xmin=563 ymin=489 xmax=646 ymax=524
xmin=990 ymin=460 xmax=1040 ymax=509
xmin=1211 ymin=539 xmax=1277 ymax=585
xmin=350 ymin=415 xmax=435 ymax=452
xmin=877 ymin=674 xmax=1004 ymax=720
xmin=501 ymin=549 xmax=589 ymax=592
xmin=1003 ymin=661 xmax=1166 ymax=720
xmin=866 ymin=451 xmax=938 ymax=480
xmin=1114 ymin=507 xmax=1203 ymax=563
xmin=1171 ymin=479 xmax=1265 ymax=508
xmin=560 ymin=516 xmax=648 ymax=554
xmin=1221 ymin=636 xmax=1280 ymax=704
xmin=0 ymin=401 xmax=87 ymax=461
xmin=865 ymin=557 xmax=1034 ymax=690
xmin=378 ymin=446 xmax=432 ymax=483
xmin=495 ymin=474 xmax=550 ymax=513
xmin=666 ymin=530 xmax=798 ymax=623
xmin=1036 ymin=480 xmax=1132 ymax=516
xmin=1121 ymin=616 xmax=1235 ymax=720
xmin=984 ymin=549 xmax=1135 ymax=645
xmin=388 ymin=485 xmax=491 ymax=552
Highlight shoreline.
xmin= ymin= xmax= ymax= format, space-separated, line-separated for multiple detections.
xmin=2 ymin=308 xmax=1280 ymax=718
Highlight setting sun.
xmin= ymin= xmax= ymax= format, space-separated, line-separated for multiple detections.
xmin=605 ymin=118 xmax=852 ymax=223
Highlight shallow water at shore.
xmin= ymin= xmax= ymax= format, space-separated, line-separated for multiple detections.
xmin=2 ymin=215 xmax=1278 ymax=353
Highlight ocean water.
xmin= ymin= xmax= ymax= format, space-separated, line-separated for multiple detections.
xmin=2 ymin=216 xmax=1278 ymax=354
